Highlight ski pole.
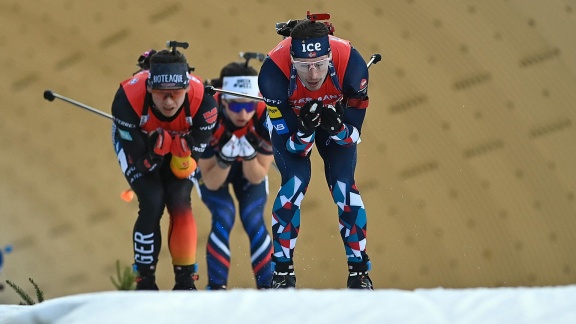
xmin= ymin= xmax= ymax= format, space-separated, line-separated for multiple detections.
xmin=366 ymin=54 xmax=382 ymax=68
xmin=43 ymin=90 xmax=113 ymax=120
xmin=205 ymin=86 xmax=264 ymax=101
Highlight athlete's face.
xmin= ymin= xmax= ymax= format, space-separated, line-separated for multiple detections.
xmin=148 ymin=87 xmax=188 ymax=118
xmin=292 ymin=53 xmax=331 ymax=91
xmin=223 ymin=99 xmax=257 ymax=127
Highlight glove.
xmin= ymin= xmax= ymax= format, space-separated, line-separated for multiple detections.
xmin=136 ymin=129 xmax=171 ymax=172
xmin=238 ymin=134 xmax=258 ymax=160
xmin=298 ymin=100 xmax=323 ymax=134
xmin=245 ymin=130 xmax=264 ymax=149
xmin=170 ymin=135 xmax=191 ymax=158
xmin=170 ymin=155 xmax=197 ymax=179
xmin=149 ymin=129 xmax=172 ymax=157
xmin=217 ymin=132 xmax=241 ymax=166
xmin=320 ymin=102 xmax=344 ymax=135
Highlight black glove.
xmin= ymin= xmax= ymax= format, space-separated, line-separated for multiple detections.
xmin=248 ymin=128 xmax=273 ymax=154
xmin=320 ymin=102 xmax=344 ymax=135
xmin=245 ymin=130 xmax=262 ymax=148
xmin=298 ymin=100 xmax=323 ymax=134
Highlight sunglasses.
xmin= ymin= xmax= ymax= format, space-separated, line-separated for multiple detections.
xmin=292 ymin=57 xmax=331 ymax=72
xmin=227 ymin=101 xmax=257 ymax=113
xmin=150 ymin=88 xmax=187 ymax=100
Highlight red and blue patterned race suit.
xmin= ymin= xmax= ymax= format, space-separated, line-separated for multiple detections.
xmin=195 ymin=94 xmax=273 ymax=288
xmin=258 ymin=36 xmax=370 ymax=265
xmin=112 ymin=71 xmax=217 ymax=269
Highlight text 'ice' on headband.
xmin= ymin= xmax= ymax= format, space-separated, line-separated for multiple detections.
xmin=290 ymin=35 xmax=330 ymax=58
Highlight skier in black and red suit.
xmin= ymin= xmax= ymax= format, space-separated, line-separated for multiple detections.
xmin=112 ymin=43 xmax=217 ymax=291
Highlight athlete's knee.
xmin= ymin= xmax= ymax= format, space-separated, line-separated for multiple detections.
xmin=165 ymin=186 xmax=193 ymax=208
xmin=138 ymin=194 xmax=165 ymax=216
xmin=281 ymin=175 xmax=311 ymax=193
xmin=329 ymin=180 xmax=361 ymax=203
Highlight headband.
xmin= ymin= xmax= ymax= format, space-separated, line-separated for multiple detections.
xmin=148 ymin=63 xmax=189 ymax=89
xmin=290 ymin=35 xmax=330 ymax=58
xmin=221 ymin=76 xmax=260 ymax=100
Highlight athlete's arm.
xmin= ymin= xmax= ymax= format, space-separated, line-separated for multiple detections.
xmin=198 ymin=125 xmax=231 ymax=191
xmin=241 ymin=112 xmax=274 ymax=184
xmin=111 ymin=86 xmax=162 ymax=172
xmin=198 ymin=155 xmax=230 ymax=190
xmin=340 ymin=47 xmax=369 ymax=133
xmin=259 ymin=57 xmax=313 ymax=156
xmin=183 ymin=89 xmax=218 ymax=162
xmin=258 ymin=57 xmax=292 ymax=113
xmin=325 ymin=48 xmax=370 ymax=146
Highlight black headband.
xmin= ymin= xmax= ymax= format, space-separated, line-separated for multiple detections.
xmin=148 ymin=63 xmax=189 ymax=89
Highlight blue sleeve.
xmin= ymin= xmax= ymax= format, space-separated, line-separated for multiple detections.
xmin=342 ymin=48 xmax=369 ymax=99
xmin=341 ymin=48 xmax=370 ymax=134
xmin=258 ymin=57 xmax=297 ymax=137
xmin=258 ymin=57 xmax=291 ymax=111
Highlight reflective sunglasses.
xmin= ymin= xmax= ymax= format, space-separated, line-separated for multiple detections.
xmin=227 ymin=101 xmax=258 ymax=113
xmin=150 ymin=88 xmax=187 ymax=100
xmin=291 ymin=57 xmax=331 ymax=72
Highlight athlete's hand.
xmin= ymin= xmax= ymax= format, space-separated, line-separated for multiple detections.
xmin=149 ymin=128 xmax=172 ymax=157
xmin=238 ymin=135 xmax=257 ymax=160
xmin=170 ymin=135 xmax=191 ymax=157
xmin=298 ymin=100 xmax=323 ymax=134
xmin=245 ymin=130 xmax=264 ymax=149
xmin=136 ymin=128 xmax=171 ymax=172
xmin=217 ymin=133 xmax=241 ymax=165
xmin=320 ymin=102 xmax=344 ymax=135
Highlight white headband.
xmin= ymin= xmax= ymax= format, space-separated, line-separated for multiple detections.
xmin=221 ymin=76 xmax=260 ymax=100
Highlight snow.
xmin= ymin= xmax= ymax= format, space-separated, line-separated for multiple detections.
xmin=1 ymin=286 xmax=576 ymax=324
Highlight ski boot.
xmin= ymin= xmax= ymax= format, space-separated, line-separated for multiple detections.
xmin=173 ymin=264 xmax=199 ymax=290
xmin=134 ymin=264 xmax=159 ymax=291
xmin=347 ymin=255 xmax=373 ymax=290
xmin=271 ymin=259 xmax=296 ymax=289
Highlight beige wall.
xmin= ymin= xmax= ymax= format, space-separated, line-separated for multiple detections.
xmin=1 ymin=0 xmax=575 ymax=303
